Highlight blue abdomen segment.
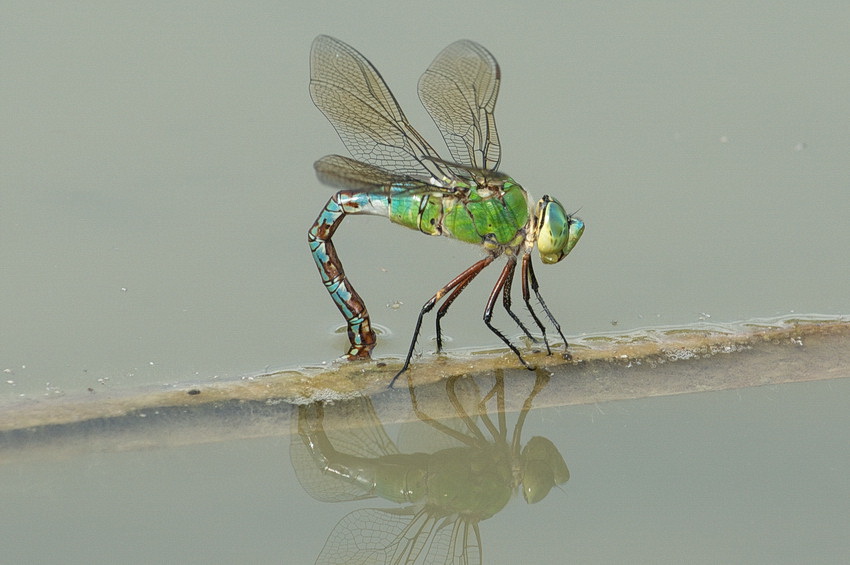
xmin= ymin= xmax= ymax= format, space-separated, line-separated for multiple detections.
xmin=308 ymin=190 xmax=391 ymax=359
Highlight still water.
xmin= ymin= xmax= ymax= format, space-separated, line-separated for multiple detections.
xmin=2 ymin=370 xmax=848 ymax=564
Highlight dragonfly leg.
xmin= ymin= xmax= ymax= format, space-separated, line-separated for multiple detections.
xmin=308 ymin=191 xmax=377 ymax=360
xmin=445 ymin=376 xmax=489 ymax=444
xmin=520 ymin=254 xmax=552 ymax=355
xmin=407 ymin=374 xmax=481 ymax=446
xmin=434 ymin=261 xmax=491 ymax=353
xmin=477 ymin=371 xmax=507 ymax=444
xmin=484 ymin=258 xmax=535 ymax=371
xmin=499 ymin=259 xmax=537 ymax=344
xmin=390 ymin=256 xmax=495 ymax=387
xmin=522 ymin=254 xmax=569 ymax=358
xmin=510 ymin=369 xmax=552 ymax=454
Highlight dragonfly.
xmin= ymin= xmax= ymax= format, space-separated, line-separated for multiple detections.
xmin=307 ymin=35 xmax=584 ymax=385
xmin=290 ymin=370 xmax=569 ymax=564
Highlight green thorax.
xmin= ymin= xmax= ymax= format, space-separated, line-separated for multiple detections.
xmin=388 ymin=179 xmax=530 ymax=251
xmin=369 ymin=446 xmax=513 ymax=519
xmin=425 ymin=446 xmax=513 ymax=520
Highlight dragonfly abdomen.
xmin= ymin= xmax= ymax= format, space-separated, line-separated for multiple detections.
xmin=308 ymin=189 xmax=389 ymax=359
xmin=388 ymin=190 xmax=446 ymax=237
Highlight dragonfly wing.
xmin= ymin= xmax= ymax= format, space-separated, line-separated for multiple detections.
xmin=419 ymin=40 xmax=502 ymax=172
xmin=290 ymin=397 xmax=401 ymax=503
xmin=317 ymin=507 xmax=481 ymax=565
xmin=311 ymin=35 xmax=453 ymax=182
xmin=316 ymin=155 xmax=422 ymax=191
xmin=290 ymin=434 xmax=375 ymax=503
xmin=315 ymin=155 xmax=457 ymax=196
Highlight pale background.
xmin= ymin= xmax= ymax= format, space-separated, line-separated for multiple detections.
xmin=3 ymin=2 xmax=849 ymax=400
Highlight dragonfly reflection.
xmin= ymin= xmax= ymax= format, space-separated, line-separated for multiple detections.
xmin=290 ymin=371 xmax=569 ymax=564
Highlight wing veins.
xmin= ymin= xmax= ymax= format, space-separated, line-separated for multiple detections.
xmin=310 ymin=35 xmax=454 ymax=181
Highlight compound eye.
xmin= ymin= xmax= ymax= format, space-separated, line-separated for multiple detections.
xmin=537 ymin=197 xmax=583 ymax=264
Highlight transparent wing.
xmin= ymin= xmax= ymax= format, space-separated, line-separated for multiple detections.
xmin=419 ymin=40 xmax=501 ymax=172
xmin=290 ymin=398 xmax=400 ymax=503
xmin=310 ymin=35 xmax=453 ymax=182
xmin=316 ymin=507 xmax=481 ymax=565
xmin=314 ymin=155 xmax=454 ymax=196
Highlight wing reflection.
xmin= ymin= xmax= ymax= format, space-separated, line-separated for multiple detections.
xmin=290 ymin=370 xmax=569 ymax=564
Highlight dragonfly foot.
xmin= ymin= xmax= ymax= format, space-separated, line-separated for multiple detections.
xmin=515 ymin=354 xmax=536 ymax=371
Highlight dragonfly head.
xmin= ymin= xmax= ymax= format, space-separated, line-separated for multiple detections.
xmin=521 ymin=436 xmax=570 ymax=503
xmin=535 ymin=196 xmax=584 ymax=264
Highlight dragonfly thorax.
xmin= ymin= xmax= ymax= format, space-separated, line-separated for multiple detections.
xmin=433 ymin=177 xmax=531 ymax=251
